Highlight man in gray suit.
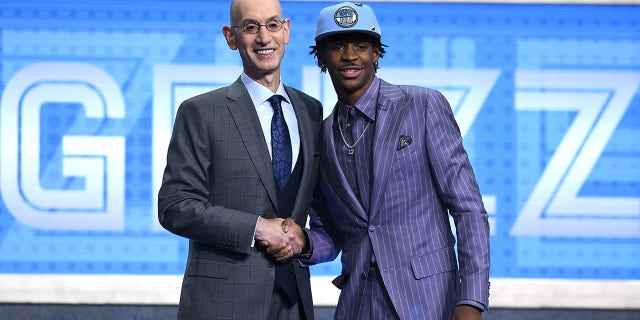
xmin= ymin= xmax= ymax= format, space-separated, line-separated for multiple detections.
xmin=157 ymin=0 xmax=322 ymax=319
xmin=279 ymin=2 xmax=490 ymax=319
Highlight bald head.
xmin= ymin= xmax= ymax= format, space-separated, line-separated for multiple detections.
xmin=230 ymin=0 xmax=282 ymax=25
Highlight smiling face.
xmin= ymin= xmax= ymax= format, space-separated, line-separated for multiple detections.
xmin=222 ymin=0 xmax=290 ymax=89
xmin=318 ymin=33 xmax=380 ymax=106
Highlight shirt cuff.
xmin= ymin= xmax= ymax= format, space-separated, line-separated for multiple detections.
xmin=456 ymin=300 xmax=486 ymax=312
xmin=251 ymin=216 xmax=260 ymax=247
xmin=295 ymin=229 xmax=313 ymax=259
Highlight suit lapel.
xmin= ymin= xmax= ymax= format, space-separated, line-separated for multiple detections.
xmin=226 ymin=78 xmax=278 ymax=211
xmin=322 ymin=106 xmax=368 ymax=221
xmin=369 ymin=81 xmax=411 ymax=222
xmin=285 ymin=86 xmax=313 ymax=221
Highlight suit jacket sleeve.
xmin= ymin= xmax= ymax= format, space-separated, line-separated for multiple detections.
xmin=425 ymin=88 xmax=490 ymax=307
xmin=304 ymin=176 xmax=342 ymax=265
xmin=157 ymin=95 xmax=258 ymax=255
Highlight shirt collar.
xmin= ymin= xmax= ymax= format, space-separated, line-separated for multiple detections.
xmin=241 ymin=72 xmax=290 ymax=107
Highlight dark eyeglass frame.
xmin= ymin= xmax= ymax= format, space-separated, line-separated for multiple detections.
xmin=231 ymin=19 xmax=286 ymax=34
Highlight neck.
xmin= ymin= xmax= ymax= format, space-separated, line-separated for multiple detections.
xmin=248 ymin=71 xmax=281 ymax=93
xmin=336 ymin=77 xmax=375 ymax=106
xmin=337 ymin=87 xmax=365 ymax=106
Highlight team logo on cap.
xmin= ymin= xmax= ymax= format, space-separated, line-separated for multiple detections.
xmin=334 ymin=6 xmax=358 ymax=28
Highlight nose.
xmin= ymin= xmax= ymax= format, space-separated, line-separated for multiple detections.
xmin=341 ymin=43 xmax=358 ymax=61
xmin=255 ymin=25 xmax=272 ymax=44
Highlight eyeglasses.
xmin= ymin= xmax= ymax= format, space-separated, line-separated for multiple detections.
xmin=231 ymin=19 xmax=285 ymax=34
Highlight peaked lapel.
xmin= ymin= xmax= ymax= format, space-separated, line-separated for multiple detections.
xmin=369 ymin=80 xmax=411 ymax=222
xmin=226 ymin=78 xmax=278 ymax=212
xmin=322 ymin=105 xmax=368 ymax=222
xmin=285 ymin=86 xmax=313 ymax=221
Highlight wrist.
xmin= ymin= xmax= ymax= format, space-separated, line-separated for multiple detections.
xmin=254 ymin=216 xmax=265 ymax=239
xmin=301 ymin=229 xmax=310 ymax=253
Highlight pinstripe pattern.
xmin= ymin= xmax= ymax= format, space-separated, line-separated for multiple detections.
xmin=159 ymin=78 xmax=323 ymax=319
xmin=308 ymin=78 xmax=490 ymax=319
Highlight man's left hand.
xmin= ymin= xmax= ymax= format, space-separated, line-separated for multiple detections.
xmin=451 ymin=305 xmax=482 ymax=320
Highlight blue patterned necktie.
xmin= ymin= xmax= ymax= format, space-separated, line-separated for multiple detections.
xmin=268 ymin=95 xmax=292 ymax=189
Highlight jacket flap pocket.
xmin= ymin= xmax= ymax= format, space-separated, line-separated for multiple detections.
xmin=410 ymin=247 xmax=456 ymax=280
xmin=186 ymin=258 xmax=232 ymax=279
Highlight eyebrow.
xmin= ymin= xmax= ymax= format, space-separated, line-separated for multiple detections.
xmin=240 ymin=15 xmax=281 ymax=24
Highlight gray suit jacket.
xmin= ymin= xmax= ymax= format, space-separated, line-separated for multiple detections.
xmin=158 ymin=78 xmax=323 ymax=320
xmin=307 ymin=79 xmax=490 ymax=319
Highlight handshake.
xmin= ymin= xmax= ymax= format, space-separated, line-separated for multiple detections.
xmin=254 ymin=217 xmax=307 ymax=262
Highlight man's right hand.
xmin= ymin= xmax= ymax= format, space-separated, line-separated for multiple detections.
xmin=256 ymin=217 xmax=306 ymax=262
xmin=254 ymin=216 xmax=287 ymax=248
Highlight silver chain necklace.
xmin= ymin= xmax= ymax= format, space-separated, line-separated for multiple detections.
xmin=338 ymin=114 xmax=372 ymax=155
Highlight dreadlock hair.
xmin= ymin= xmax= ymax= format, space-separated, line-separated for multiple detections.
xmin=309 ymin=33 xmax=387 ymax=73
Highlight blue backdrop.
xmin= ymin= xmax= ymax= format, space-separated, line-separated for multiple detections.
xmin=0 ymin=1 xmax=639 ymax=282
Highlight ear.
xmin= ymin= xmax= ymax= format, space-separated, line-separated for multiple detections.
xmin=372 ymin=46 xmax=380 ymax=64
xmin=222 ymin=26 xmax=238 ymax=50
xmin=317 ymin=50 xmax=326 ymax=67
xmin=282 ymin=18 xmax=291 ymax=45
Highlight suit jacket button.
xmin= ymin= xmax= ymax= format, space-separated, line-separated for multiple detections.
xmin=268 ymin=262 xmax=275 ymax=268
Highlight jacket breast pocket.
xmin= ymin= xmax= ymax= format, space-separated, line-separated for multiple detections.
xmin=394 ymin=140 xmax=417 ymax=160
xmin=185 ymin=258 xmax=233 ymax=279
xmin=410 ymin=247 xmax=456 ymax=280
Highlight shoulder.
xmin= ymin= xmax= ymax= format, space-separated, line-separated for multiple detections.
xmin=172 ymin=86 xmax=234 ymax=127
xmin=285 ymin=85 xmax=321 ymax=105
xmin=177 ymin=84 xmax=236 ymax=113
xmin=379 ymin=79 xmax=447 ymax=104
xmin=285 ymin=85 xmax=323 ymax=120
xmin=182 ymin=86 xmax=230 ymax=107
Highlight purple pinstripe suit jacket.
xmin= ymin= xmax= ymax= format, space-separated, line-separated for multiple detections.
xmin=307 ymin=79 xmax=490 ymax=319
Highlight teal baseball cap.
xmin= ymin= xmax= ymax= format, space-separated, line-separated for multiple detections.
xmin=314 ymin=2 xmax=381 ymax=41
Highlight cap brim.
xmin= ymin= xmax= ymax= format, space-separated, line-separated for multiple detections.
xmin=315 ymin=29 xmax=381 ymax=42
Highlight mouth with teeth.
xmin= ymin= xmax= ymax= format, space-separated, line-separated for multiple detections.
xmin=255 ymin=48 xmax=275 ymax=57
xmin=338 ymin=65 xmax=363 ymax=78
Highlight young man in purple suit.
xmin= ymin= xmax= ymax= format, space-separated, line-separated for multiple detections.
xmin=272 ymin=2 xmax=491 ymax=319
